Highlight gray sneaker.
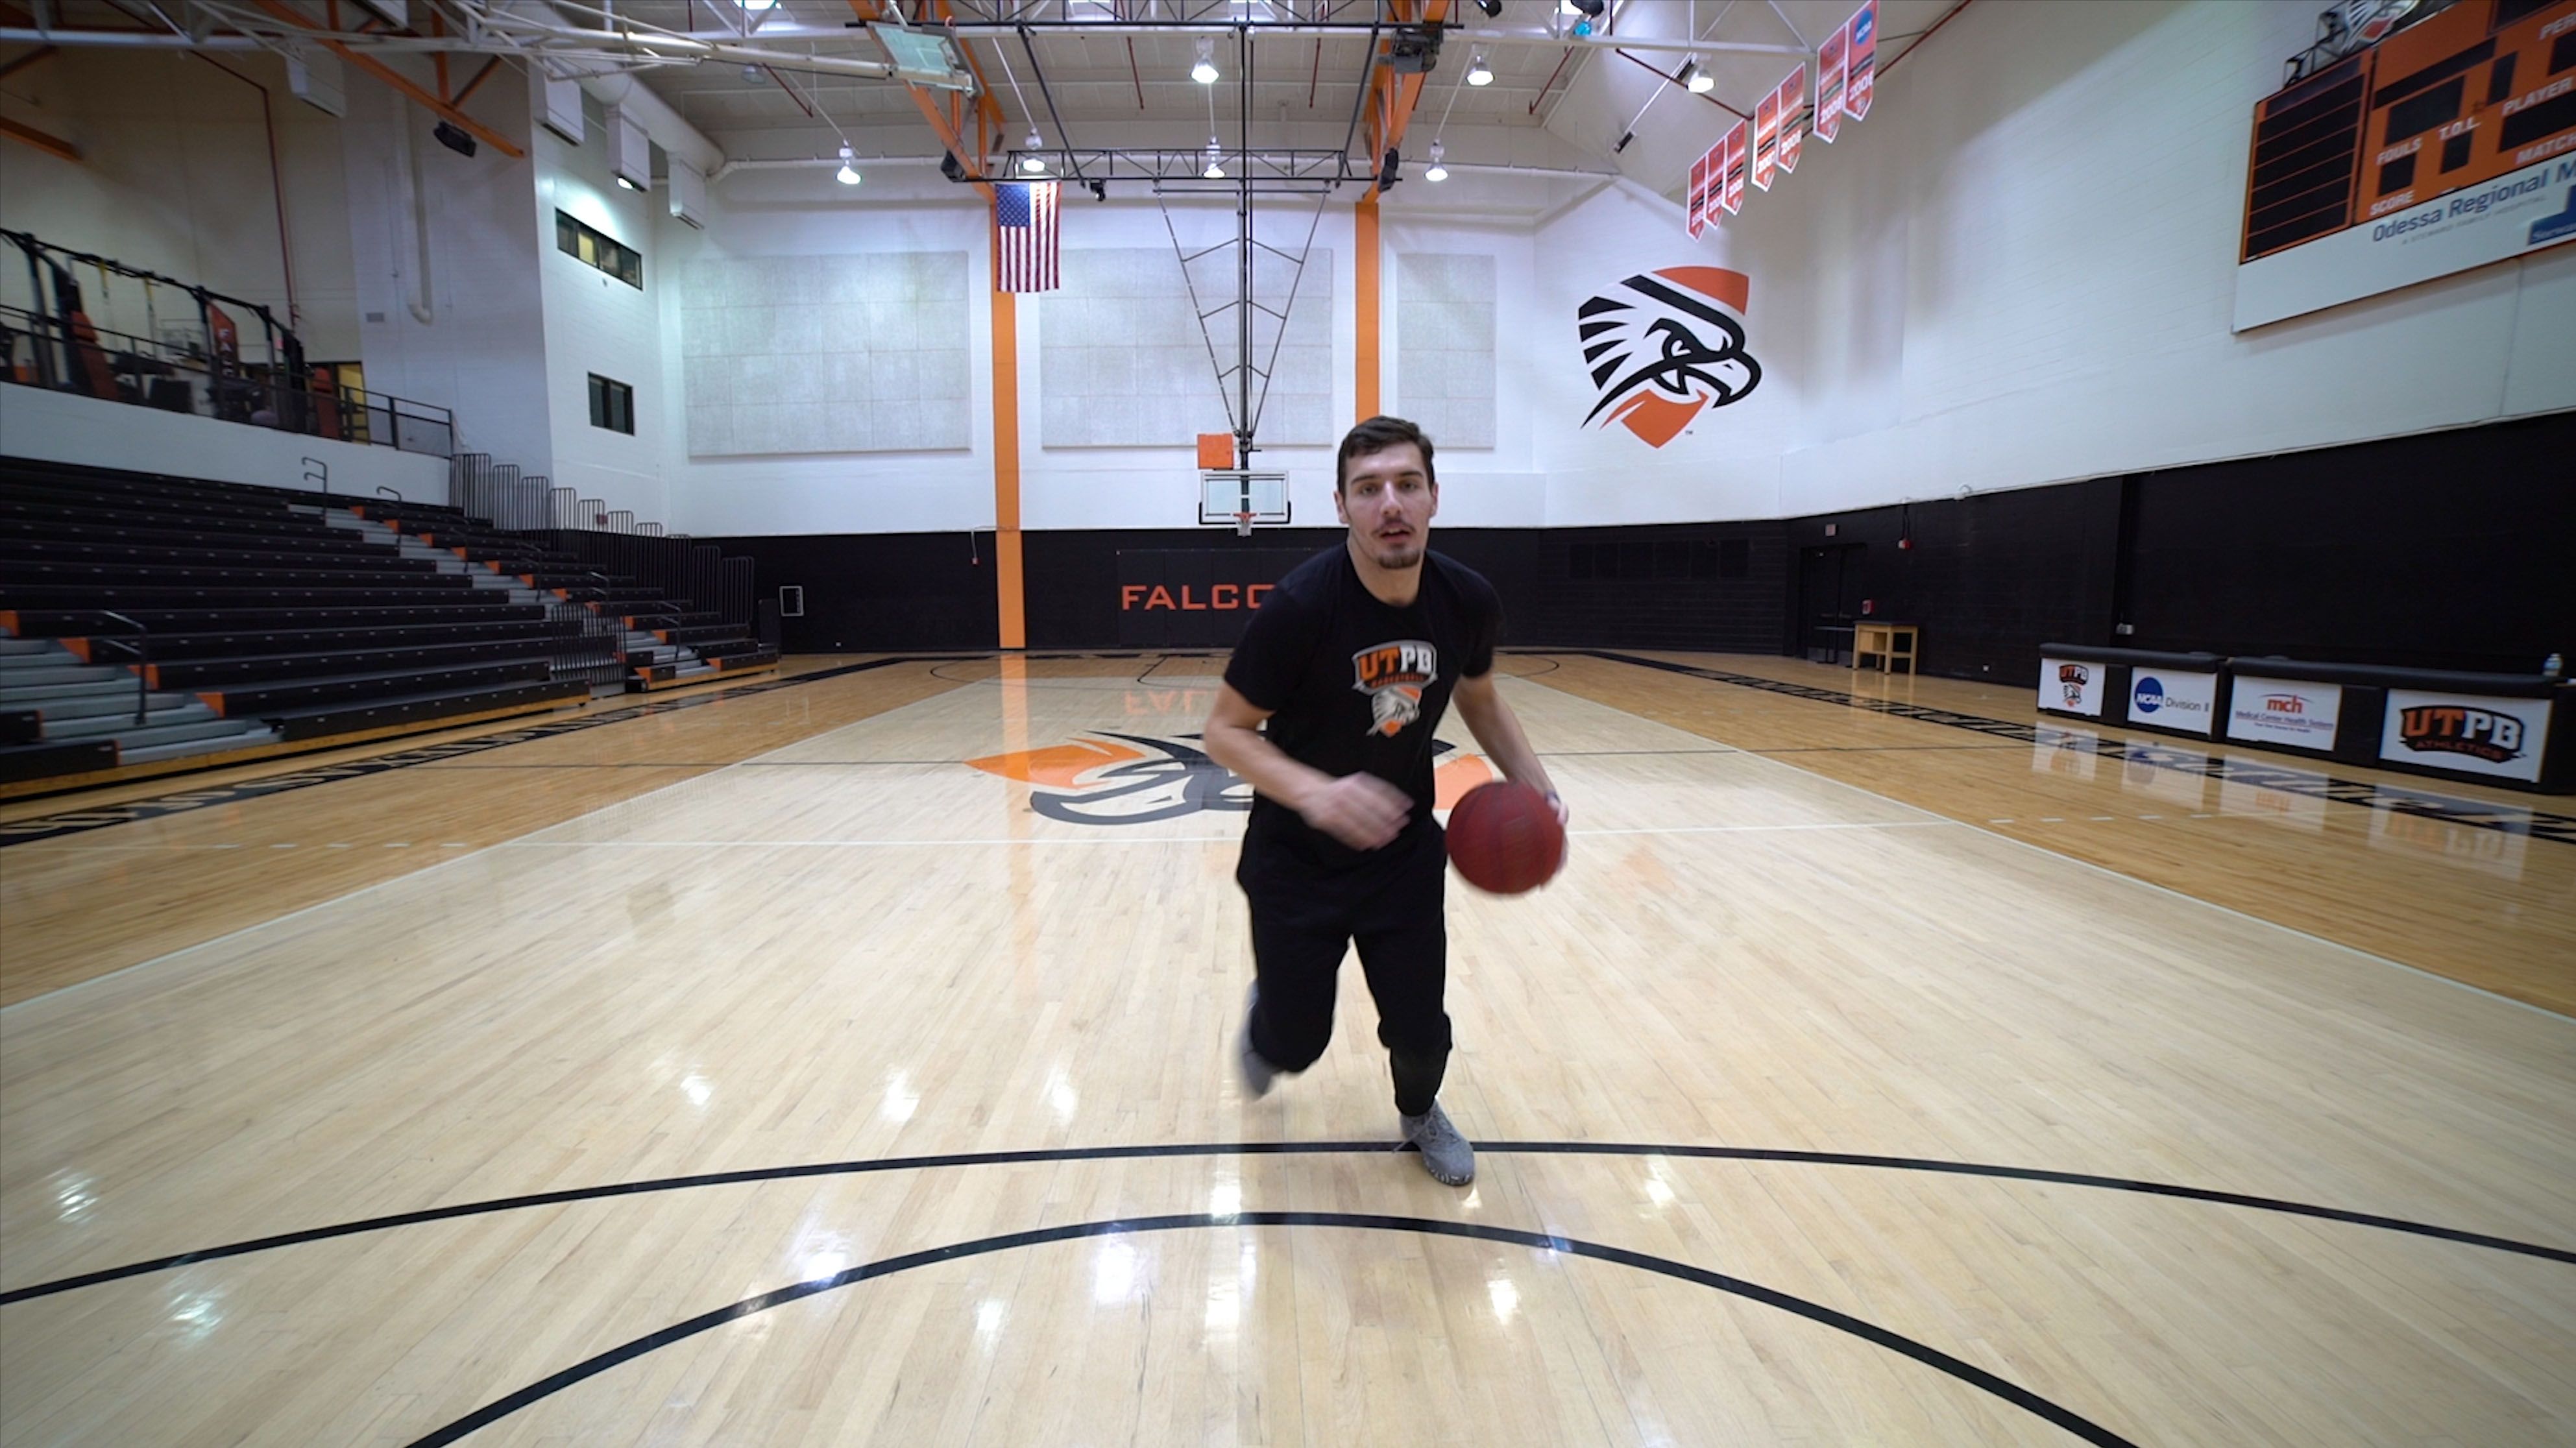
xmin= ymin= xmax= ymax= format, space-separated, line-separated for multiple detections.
xmin=1399 ymin=1101 xmax=1475 ymax=1186
xmin=1236 ymin=985 xmax=1276 ymax=1099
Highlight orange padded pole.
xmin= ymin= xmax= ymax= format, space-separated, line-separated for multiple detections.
xmin=991 ymin=289 xmax=1026 ymax=649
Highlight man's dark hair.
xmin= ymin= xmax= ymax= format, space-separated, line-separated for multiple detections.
xmin=1335 ymin=415 xmax=1436 ymax=494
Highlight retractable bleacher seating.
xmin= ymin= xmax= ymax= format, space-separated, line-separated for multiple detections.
xmin=0 ymin=460 xmax=775 ymax=790
xmin=345 ymin=505 xmax=777 ymax=689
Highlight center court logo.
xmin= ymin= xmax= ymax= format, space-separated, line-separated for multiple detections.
xmin=967 ymin=732 xmax=1249 ymax=824
xmin=967 ymin=733 xmax=1490 ymax=826
xmin=1577 ymin=267 xmax=1762 ymax=448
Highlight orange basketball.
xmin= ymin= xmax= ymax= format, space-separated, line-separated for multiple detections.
xmin=1445 ymin=780 xmax=1565 ymax=895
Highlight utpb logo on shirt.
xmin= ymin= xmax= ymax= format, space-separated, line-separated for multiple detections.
xmin=1352 ymin=640 xmax=1437 ymax=737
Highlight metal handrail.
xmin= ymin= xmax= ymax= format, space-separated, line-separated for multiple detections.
xmin=95 ymin=610 xmax=149 ymax=726
xmin=0 ymin=303 xmax=456 ymax=456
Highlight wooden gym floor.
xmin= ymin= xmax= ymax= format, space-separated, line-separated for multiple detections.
xmin=1 ymin=651 xmax=2569 ymax=1445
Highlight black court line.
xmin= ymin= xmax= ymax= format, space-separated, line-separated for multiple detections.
xmin=6 ymin=1139 xmax=2565 ymax=1308
xmin=1577 ymin=650 xmax=2576 ymax=847
xmin=402 ymin=1211 xmax=2138 ymax=1448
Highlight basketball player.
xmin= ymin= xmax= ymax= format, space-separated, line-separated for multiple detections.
xmin=1201 ymin=416 xmax=1564 ymax=1187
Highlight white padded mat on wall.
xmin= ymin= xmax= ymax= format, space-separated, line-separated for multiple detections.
xmin=1395 ymin=253 xmax=1496 ymax=450
xmin=1039 ymin=246 xmax=1333 ymax=449
xmin=679 ymin=252 xmax=971 ymax=457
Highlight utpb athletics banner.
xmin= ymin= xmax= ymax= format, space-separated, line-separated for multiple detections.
xmin=2380 ymin=689 xmax=2553 ymax=783
xmin=2235 ymin=153 xmax=2576 ymax=328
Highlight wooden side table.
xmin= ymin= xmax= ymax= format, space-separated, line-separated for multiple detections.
xmin=1854 ymin=621 xmax=1919 ymax=675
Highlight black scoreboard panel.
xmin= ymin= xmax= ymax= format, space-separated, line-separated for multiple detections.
xmin=2242 ymin=0 xmax=2576 ymax=263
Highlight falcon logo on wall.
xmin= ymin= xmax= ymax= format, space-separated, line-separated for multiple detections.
xmin=1577 ymin=267 xmax=1762 ymax=448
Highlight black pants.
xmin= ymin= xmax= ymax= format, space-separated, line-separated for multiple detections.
xmin=1236 ymin=818 xmax=1451 ymax=1116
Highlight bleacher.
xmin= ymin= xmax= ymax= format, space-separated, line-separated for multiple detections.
xmin=0 ymin=459 xmax=777 ymax=791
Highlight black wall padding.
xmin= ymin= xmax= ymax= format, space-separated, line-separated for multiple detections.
xmin=700 ymin=411 xmax=2572 ymax=678
xmin=718 ymin=531 xmax=999 ymax=653
xmin=1782 ymin=479 xmax=2125 ymax=684
xmin=2120 ymin=410 xmax=2574 ymax=673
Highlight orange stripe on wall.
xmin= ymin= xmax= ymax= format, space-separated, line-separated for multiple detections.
xmin=991 ymin=287 xmax=1027 ymax=649
xmin=1354 ymin=194 xmax=1381 ymax=422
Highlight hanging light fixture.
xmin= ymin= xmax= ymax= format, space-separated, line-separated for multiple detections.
xmin=1021 ymin=130 xmax=1048 ymax=175
xmin=1202 ymin=136 xmax=1226 ymax=179
xmin=1466 ymin=51 xmax=1494 ymax=86
xmin=1191 ymin=36 xmax=1220 ymax=85
xmin=1684 ymin=57 xmax=1715 ymax=93
xmin=1424 ymin=140 xmax=1448 ymax=182
xmin=835 ymin=145 xmax=862 ymax=186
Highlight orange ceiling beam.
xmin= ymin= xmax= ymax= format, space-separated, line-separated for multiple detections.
xmin=1 ymin=113 xmax=79 ymax=163
xmin=1363 ymin=0 xmax=1452 ymax=187
xmin=250 ymin=0 xmax=524 ymax=158
xmin=849 ymin=0 xmax=1008 ymax=202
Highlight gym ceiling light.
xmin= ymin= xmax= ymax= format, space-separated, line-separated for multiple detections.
xmin=1684 ymin=58 xmax=1714 ymax=93
xmin=1191 ymin=37 xmax=1220 ymax=85
xmin=835 ymin=145 xmax=862 ymax=186
xmin=1466 ymin=51 xmax=1493 ymax=86
xmin=1202 ymin=137 xmax=1226 ymax=179
xmin=1021 ymin=130 xmax=1048 ymax=175
xmin=1425 ymin=141 xmax=1448 ymax=182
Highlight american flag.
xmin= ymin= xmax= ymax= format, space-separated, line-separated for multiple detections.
xmin=993 ymin=180 xmax=1060 ymax=293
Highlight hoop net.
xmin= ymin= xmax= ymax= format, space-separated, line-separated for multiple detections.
xmin=1233 ymin=512 xmax=1256 ymax=538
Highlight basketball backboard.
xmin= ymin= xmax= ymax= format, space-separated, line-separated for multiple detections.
xmin=1200 ymin=470 xmax=1290 ymax=535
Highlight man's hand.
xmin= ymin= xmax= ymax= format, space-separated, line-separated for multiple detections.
xmin=1296 ymin=773 xmax=1411 ymax=851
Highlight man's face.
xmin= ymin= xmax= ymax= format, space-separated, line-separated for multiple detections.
xmin=1334 ymin=442 xmax=1438 ymax=570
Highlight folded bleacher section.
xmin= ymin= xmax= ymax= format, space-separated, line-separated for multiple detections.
xmin=0 ymin=459 xmax=775 ymax=791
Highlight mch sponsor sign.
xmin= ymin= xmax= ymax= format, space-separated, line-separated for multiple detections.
xmin=2226 ymin=675 xmax=2342 ymax=751
xmin=2379 ymin=690 xmax=2553 ymax=783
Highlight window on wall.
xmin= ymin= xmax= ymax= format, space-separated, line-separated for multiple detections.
xmin=589 ymin=374 xmax=635 ymax=435
xmin=556 ymin=211 xmax=642 ymax=289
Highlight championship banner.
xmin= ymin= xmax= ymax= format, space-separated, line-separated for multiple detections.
xmin=1843 ymin=0 xmax=1877 ymax=122
xmin=1775 ymin=65 xmax=1807 ymax=173
xmin=1815 ymin=23 xmax=1846 ymax=143
xmin=1687 ymin=148 xmax=1712 ymax=238
xmin=1720 ymin=120 xmax=1748 ymax=215
xmin=1753 ymin=86 xmax=1780 ymax=191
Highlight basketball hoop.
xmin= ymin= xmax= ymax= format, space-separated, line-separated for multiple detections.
xmin=1200 ymin=469 xmax=1289 ymax=531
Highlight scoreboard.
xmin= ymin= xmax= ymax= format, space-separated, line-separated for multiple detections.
xmin=2236 ymin=0 xmax=2576 ymax=326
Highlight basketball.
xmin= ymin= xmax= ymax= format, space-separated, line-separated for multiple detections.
xmin=1444 ymin=780 xmax=1566 ymax=895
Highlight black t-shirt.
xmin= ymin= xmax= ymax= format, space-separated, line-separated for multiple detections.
xmin=1223 ymin=545 xmax=1501 ymax=866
